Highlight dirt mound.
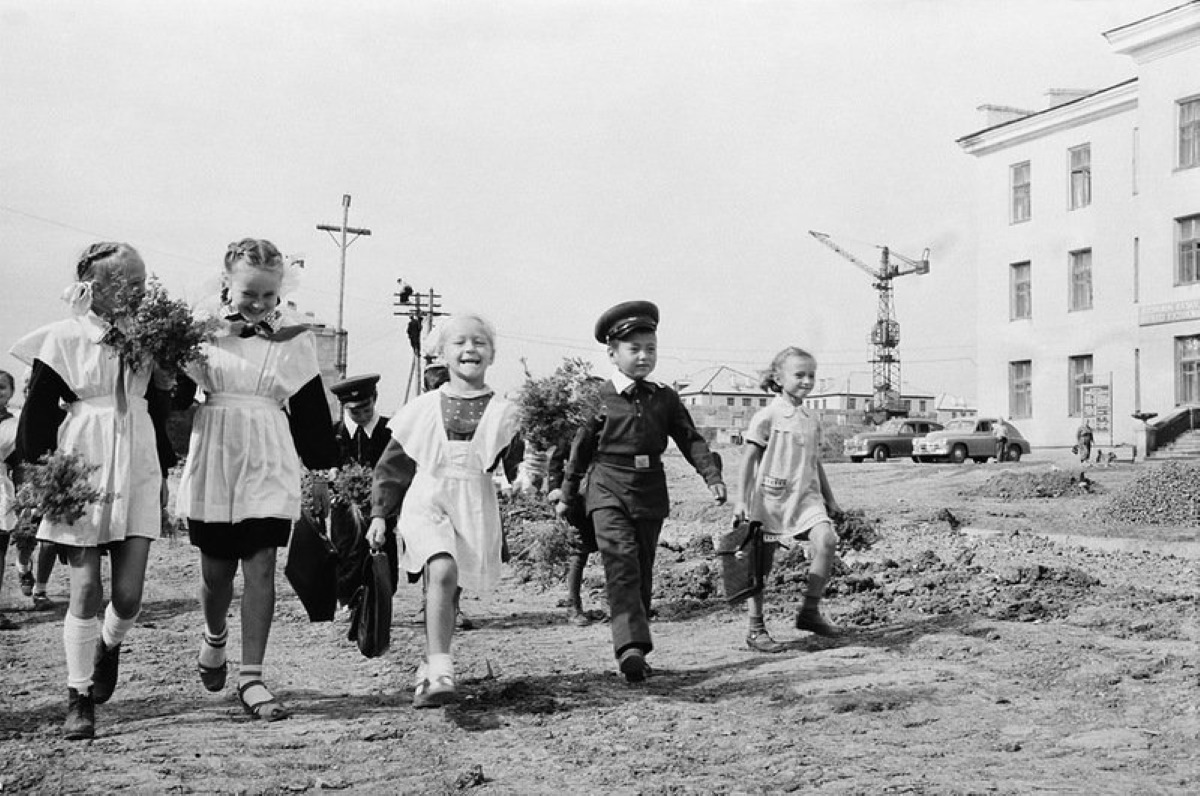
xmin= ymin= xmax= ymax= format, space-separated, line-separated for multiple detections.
xmin=499 ymin=492 xmax=573 ymax=586
xmin=969 ymin=467 xmax=1094 ymax=500
xmin=1097 ymin=460 xmax=1200 ymax=525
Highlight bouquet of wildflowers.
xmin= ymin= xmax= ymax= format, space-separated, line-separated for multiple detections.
xmin=102 ymin=275 xmax=218 ymax=373
xmin=329 ymin=462 xmax=374 ymax=524
xmin=515 ymin=358 xmax=604 ymax=452
xmin=14 ymin=451 xmax=112 ymax=525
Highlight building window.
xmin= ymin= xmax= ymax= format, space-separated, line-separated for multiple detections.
xmin=918 ymin=400 xmax=927 ymax=413
xmin=1178 ymin=215 xmax=1200 ymax=285
xmin=759 ymin=398 xmax=768 ymax=407
xmin=1180 ymin=98 xmax=1200 ymax=169
xmin=1068 ymin=355 xmax=1093 ymax=417
xmin=1011 ymin=261 xmax=1031 ymax=319
xmin=1069 ymin=144 xmax=1090 ymax=209
xmin=726 ymin=397 xmax=735 ymax=407
xmin=1069 ymin=249 xmax=1093 ymax=311
xmin=742 ymin=397 xmax=751 ymax=407
xmin=1178 ymin=336 xmax=1200 ymax=405
xmin=1011 ymin=161 xmax=1031 ymax=223
xmin=1009 ymin=360 xmax=1032 ymax=419
xmin=847 ymin=397 xmax=856 ymax=410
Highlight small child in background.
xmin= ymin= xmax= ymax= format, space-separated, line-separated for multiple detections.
xmin=734 ymin=346 xmax=843 ymax=653
xmin=0 ymin=369 xmax=19 ymax=630
xmin=368 ymin=314 xmax=521 ymax=708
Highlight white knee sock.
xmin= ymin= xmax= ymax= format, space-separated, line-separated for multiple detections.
xmin=101 ymin=604 xmax=138 ymax=650
xmin=63 ymin=613 xmax=101 ymax=692
xmin=427 ymin=653 xmax=453 ymax=680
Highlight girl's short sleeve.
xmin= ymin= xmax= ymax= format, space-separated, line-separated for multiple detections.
xmin=745 ymin=404 xmax=773 ymax=448
xmin=271 ymin=332 xmax=320 ymax=399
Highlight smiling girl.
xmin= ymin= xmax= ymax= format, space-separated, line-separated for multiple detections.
xmin=175 ymin=238 xmax=337 ymax=722
xmin=734 ymin=346 xmax=843 ymax=652
xmin=367 ymin=314 xmax=520 ymax=708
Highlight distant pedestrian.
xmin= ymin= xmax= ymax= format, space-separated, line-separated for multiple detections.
xmin=1076 ymin=420 xmax=1094 ymax=465
xmin=734 ymin=347 xmax=843 ymax=652
xmin=993 ymin=418 xmax=1009 ymax=463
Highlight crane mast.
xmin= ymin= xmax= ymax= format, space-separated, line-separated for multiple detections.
xmin=808 ymin=231 xmax=930 ymax=420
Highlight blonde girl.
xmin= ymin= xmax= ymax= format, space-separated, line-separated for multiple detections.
xmin=367 ymin=314 xmax=521 ymax=708
xmin=175 ymin=238 xmax=337 ymax=721
xmin=10 ymin=243 xmax=165 ymax=739
xmin=734 ymin=346 xmax=842 ymax=652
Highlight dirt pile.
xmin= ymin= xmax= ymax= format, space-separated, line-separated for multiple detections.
xmin=499 ymin=491 xmax=573 ymax=586
xmin=1097 ymin=460 xmax=1200 ymax=525
xmin=969 ymin=467 xmax=1094 ymax=500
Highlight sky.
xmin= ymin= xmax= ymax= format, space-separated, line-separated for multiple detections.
xmin=0 ymin=0 xmax=1173 ymax=412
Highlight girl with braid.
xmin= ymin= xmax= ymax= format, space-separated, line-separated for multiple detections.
xmin=10 ymin=242 xmax=167 ymax=740
xmin=175 ymin=238 xmax=337 ymax=722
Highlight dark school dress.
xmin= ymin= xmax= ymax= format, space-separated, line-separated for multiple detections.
xmin=561 ymin=378 xmax=722 ymax=657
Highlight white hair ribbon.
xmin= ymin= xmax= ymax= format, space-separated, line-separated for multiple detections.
xmin=60 ymin=281 xmax=94 ymax=316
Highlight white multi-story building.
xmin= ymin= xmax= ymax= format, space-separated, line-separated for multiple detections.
xmin=958 ymin=1 xmax=1200 ymax=451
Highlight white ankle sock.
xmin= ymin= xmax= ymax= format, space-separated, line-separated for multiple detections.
xmin=101 ymin=604 xmax=138 ymax=649
xmin=427 ymin=653 xmax=453 ymax=680
xmin=239 ymin=664 xmax=263 ymax=689
xmin=63 ymin=613 xmax=101 ymax=692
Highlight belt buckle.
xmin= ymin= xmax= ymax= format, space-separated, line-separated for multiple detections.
xmin=634 ymin=454 xmax=650 ymax=469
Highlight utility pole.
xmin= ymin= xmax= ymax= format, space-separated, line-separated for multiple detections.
xmin=394 ymin=280 xmax=448 ymax=402
xmin=317 ymin=194 xmax=371 ymax=379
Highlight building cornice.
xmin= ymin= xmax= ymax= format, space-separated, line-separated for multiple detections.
xmin=957 ymin=80 xmax=1137 ymax=157
xmin=1105 ymin=1 xmax=1200 ymax=64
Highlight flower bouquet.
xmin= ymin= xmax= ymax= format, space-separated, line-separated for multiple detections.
xmin=329 ymin=462 xmax=374 ymax=526
xmin=102 ymin=275 xmax=218 ymax=373
xmin=14 ymin=450 xmax=112 ymax=525
xmin=515 ymin=357 xmax=603 ymax=452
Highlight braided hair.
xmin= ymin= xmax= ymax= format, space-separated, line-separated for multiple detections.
xmin=760 ymin=346 xmax=816 ymax=393
xmin=76 ymin=242 xmax=138 ymax=281
xmin=222 ymin=238 xmax=284 ymax=305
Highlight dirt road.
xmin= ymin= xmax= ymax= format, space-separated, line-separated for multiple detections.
xmin=1 ymin=452 xmax=1196 ymax=794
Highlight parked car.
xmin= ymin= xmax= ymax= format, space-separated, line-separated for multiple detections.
xmin=843 ymin=419 xmax=944 ymax=463
xmin=912 ymin=417 xmax=1031 ymax=463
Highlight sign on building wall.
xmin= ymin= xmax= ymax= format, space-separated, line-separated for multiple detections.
xmin=1138 ymin=299 xmax=1200 ymax=327
xmin=1083 ymin=384 xmax=1111 ymax=433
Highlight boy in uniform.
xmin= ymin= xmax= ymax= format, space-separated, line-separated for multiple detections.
xmin=330 ymin=374 xmax=397 ymax=604
xmin=557 ymin=301 xmax=726 ymax=683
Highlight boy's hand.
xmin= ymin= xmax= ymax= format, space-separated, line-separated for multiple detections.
xmin=546 ymin=488 xmax=563 ymax=504
xmin=554 ymin=500 xmax=570 ymax=521
xmin=365 ymin=517 xmax=389 ymax=551
xmin=732 ymin=502 xmax=747 ymax=523
xmin=710 ymin=483 xmax=727 ymax=505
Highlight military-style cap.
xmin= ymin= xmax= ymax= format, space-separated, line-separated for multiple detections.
xmin=330 ymin=373 xmax=380 ymax=404
xmin=594 ymin=300 xmax=660 ymax=343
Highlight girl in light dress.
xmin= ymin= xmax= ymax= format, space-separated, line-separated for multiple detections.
xmin=734 ymin=347 xmax=843 ymax=653
xmin=175 ymin=238 xmax=337 ymax=722
xmin=368 ymin=315 xmax=521 ymax=708
xmin=9 ymin=243 xmax=166 ymax=740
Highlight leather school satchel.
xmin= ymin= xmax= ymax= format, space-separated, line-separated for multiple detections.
xmin=285 ymin=511 xmax=338 ymax=622
xmin=348 ymin=550 xmax=394 ymax=658
xmin=715 ymin=517 xmax=765 ymax=604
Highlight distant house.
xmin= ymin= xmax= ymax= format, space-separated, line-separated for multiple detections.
xmin=804 ymin=373 xmax=937 ymax=425
xmin=675 ymin=366 xmax=774 ymax=444
xmin=933 ymin=393 xmax=978 ymax=424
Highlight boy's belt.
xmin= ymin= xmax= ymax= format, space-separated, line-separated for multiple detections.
xmin=595 ymin=452 xmax=661 ymax=469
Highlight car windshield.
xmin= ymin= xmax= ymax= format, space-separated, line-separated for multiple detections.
xmin=945 ymin=419 xmax=976 ymax=432
xmin=876 ymin=420 xmax=906 ymax=433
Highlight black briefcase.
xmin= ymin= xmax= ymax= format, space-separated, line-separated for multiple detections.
xmin=715 ymin=518 xmax=765 ymax=604
xmin=285 ymin=512 xmax=338 ymax=622
xmin=348 ymin=550 xmax=394 ymax=658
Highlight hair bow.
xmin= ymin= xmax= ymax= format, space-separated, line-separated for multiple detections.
xmin=61 ymin=281 xmax=94 ymax=316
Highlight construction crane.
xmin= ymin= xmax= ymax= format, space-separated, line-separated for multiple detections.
xmin=808 ymin=231 xmax=930 ymax=420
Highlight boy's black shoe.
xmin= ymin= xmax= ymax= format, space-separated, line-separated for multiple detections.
xmin=92 ymin=641 xmax=121 ymax=704
xmin=618 ymin=648 xmax=648 ymax=683
xmin=746 ymin=629 xmax=785 ymax=653
xmin=64 ymin=688 xmax=95 ymax=740
xmin=18 ymin=570 xmax=34 ymax=597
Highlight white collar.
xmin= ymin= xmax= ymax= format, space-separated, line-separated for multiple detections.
xmin=77 ymin=311 xmax=112 ymax=344
xmin=610 ymin=369 xmax=658 ymax=396
xmin=344 ymin=411 xmax=380 ymax=437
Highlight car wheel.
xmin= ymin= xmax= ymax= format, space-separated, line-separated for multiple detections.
xmin=1006 ymin=446 xmax=1022 ymax=462
xmin=850 ymin=456 xmax=864 ymax=464
xmin=872 ymin=446 xmax=889 ymax=463
xmin=950 ymin=444 xmax=968 ymax=464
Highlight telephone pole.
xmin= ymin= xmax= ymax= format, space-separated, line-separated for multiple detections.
xmin=317 ymin=194 xmax=371 ymax=379
xmin=394 ymin=280 xmax=447 ymax=402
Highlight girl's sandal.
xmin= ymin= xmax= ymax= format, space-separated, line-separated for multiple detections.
xmin=237 ymin=680 xmax=290 ymax=722
xmin=197 ymin=634 xmax=228 ymax=692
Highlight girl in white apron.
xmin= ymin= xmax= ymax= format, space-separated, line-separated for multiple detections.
xmin=10 ymin=243 xmax=165 ymax=740
xmin=368 ymin=315 xmax=520 ymax=708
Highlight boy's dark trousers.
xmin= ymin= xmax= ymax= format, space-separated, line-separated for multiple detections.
xmin=592 ymin=506 xmax=663 ymax=657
